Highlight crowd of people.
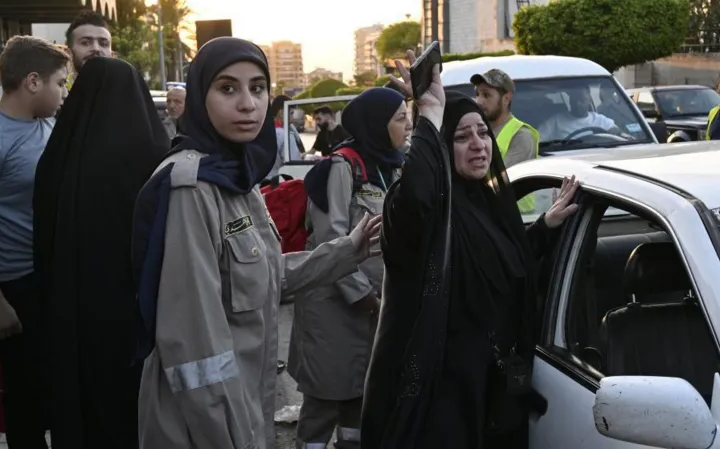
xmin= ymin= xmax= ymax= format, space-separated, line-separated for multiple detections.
xmin=0 ymin=8 xmax=581 ymax=449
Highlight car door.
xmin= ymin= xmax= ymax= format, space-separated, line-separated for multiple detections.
xmin=513 ymin=176 xmax=720 ymax=449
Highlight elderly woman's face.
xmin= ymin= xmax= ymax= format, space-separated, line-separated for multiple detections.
xmin=387 ymin=102 xmax=413 ymax=150
xmin=452 ymin=112 xmax=492 ymax=180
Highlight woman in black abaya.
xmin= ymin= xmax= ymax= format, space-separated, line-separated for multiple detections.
xmin=361 ymin=52 xmax=579 ymax=449
xmin=33 ymin=57 xmax=169 ymax=449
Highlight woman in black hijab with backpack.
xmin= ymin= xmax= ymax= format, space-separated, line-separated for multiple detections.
xmin=361 ymin=52 xmax=579 ymax=449
xmin=291 ymin=87 xmax=411 ymax=449
xmin=131 ymin=37 xmax=382 ymax=449
xmin=33 ymin=57 xmax=169 ymax=449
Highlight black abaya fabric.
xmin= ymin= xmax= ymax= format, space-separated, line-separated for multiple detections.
xmin=33 ymin=57 xmax=169 ymax=449
xmin=362 ymin=92 xmax=546 ymax=449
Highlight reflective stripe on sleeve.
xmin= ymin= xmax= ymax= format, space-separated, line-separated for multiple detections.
xmin=164 ymin=350 xmax=239 ymax=393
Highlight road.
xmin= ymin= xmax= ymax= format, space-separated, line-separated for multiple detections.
xmin=0 ymin=304 xmax=304 ymax=449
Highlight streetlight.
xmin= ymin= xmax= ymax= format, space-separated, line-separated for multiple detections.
xmin=146 ymin=0 xmax=167 ymax=89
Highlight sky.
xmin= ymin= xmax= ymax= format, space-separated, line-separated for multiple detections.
xmin=184 ymin=0 xmax=421 ymax=79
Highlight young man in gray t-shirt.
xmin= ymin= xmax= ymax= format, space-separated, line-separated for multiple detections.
xmin=0 ymin=36 xmax=69 ymax=448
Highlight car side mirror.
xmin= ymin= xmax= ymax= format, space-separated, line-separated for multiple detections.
xmin=649 ymin=121 xmax=668 ymax=143
xmin=593 ymin=376 xmax=719 ymax=449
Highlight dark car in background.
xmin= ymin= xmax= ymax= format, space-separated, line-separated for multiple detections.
xmin=627 ymin=85 xmax=720 ymax=142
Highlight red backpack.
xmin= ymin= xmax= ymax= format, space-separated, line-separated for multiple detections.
xmin=261 ymin=148 xmax=367 ymax=253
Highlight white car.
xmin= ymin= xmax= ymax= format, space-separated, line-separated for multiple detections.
xmin=512 ymin=140 xmax=720 ymax=448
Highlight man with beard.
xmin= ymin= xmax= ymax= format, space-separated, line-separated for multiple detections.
xmin=471 ymin=69 xmax=538 ymax=168
xmin=311 ymin=105 xmax=350 ymax=156
xmin=537 ymin=85 xmax=622 ymax=142
xmin=65 ymin=10 xmax=113 ymax=80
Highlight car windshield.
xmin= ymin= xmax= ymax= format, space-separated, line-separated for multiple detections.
xmin=654 ymin=88 xmax=720 ymax=117
xmin=448 ymin=76 xmax=653 ymax=152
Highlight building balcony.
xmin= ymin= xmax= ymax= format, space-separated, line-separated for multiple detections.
xmin=0 ymin=0 xmax=116 ymax=23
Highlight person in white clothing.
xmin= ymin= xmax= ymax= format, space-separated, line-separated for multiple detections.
xmin=538 ymin=87 xmax=622 ymax=141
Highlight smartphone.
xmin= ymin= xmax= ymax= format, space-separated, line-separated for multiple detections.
xmin=410 ymin=41 xmax=443 ymax=100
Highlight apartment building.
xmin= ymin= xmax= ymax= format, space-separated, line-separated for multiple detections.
xmin=305 ymin=68 xmax=343 ymax=86
xmin=354 ymin=24 xmax=384 ymax=76
xmin=262 ymin=41 xmax=305 ymax=90
xmin=421 ymin=0 xmax=549 ymax=53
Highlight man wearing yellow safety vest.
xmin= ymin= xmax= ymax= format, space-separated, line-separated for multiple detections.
xmin=706 ymin=105 xmax=720 ymax=140
xmin=471 ymin=69 xmax=539 ymax=212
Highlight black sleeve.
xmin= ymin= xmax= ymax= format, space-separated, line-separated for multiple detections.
xmin=382 ymin=117 xmax=446 ymax=264
xmin=525 ymin=213 xmax=561 ymax=260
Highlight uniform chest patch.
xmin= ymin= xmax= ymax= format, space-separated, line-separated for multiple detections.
xmin=225 ymin=215 xmax=254 ymax=237
xmin=357 ymin=189 xmax=383 ymax=199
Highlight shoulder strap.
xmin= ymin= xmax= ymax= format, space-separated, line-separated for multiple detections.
xmin=332 ymin=147 xmax=367 ymax=194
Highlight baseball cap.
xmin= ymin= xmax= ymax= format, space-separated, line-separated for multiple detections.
xmin=470 ymin=69 xmax=515 ymax=94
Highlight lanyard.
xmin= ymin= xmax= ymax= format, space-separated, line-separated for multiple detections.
xmin=377 ymin=168 xmax=389 ymax=192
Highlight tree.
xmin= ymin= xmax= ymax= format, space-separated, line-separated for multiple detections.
xmin=159 ymin=0 xmax=193 ymax=81
xmin=112 ymin=0 xmax=155 ymax=77
xmin=353 ymin=71 xmax=377 ymax=87
xmin=442 ymin=50 xmax=514 ymax=62
xmin=309 ymin=79 xmax=348 ymax=99
xmin=375 ymin=21 xmax=421 ymax=61
xmin=686 ymin=0 xmax=720 ymax=50
xmin=513 ymin=0 xmax=690 ymax=73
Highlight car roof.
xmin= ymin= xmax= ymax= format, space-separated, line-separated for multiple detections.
xmin=628 ymin=85 xmax=711 ymax=92
xmin=510 ymin=141 xmax=720 ymax=209
xmin=441 ymin=55 xmax=610 ymax=87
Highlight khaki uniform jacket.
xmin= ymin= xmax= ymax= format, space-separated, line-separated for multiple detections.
xmin=288 ymin=156 xmax=397 ymax=400
xmin=138 ymin=150 xmax=364 ymax=449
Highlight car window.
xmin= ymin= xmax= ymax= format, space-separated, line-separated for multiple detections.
xmin=654 ymin=88 xmax=720 ymax=117
xmin=447 ymin=77 xmax=652 ymax=152
xmin=556 ymin=199 xmax=719 ymax=402
xmin=517 ymin=189 xmax=628 ymax=225
xmin=635 ymin=92 xmax=655 ymax=110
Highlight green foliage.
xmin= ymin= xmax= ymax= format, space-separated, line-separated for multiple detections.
xmin=336 ymin=87 xmax=367 ymax=109
xmin=112 ymin=0 xmax=154 ymax=77
xmin=309 ymin=79 xmax=348 ymax=98
xmin=441 ymin=50 xmax=514 ymax=62
xmin=686 ymin=0 xmax=720 ymax=49
xmin=337 ymin=87 xmax=367 ymax=95
xmin=114 ymin=0 xmax=192 ymax=86
xmin=375 ymin=21 xmax=421 ymax=61
xmin=353 ymin=71 xmax=377 ymax=87
xmin=111 ymin=22 xmax=155 ymax=76
xmin=375 ymin=75 xmax=391 ymax=86
xmin=293 ymin=89 xmax=314 ymax=114
xmin=513 ymin=0 xmax=690 ymax=73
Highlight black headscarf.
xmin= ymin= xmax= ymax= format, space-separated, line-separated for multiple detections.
xmin=132 ymin=37 xmax=276 ymax=361
xmin=33 ymin=56 xmax=169 ymax=448
xmin=442 ymin=90 xmax=535 ymax=341
xmin=173 ymin=36 xmax=277 ymax=192
xmin=305 ymin=87 xmax=406 ymax=211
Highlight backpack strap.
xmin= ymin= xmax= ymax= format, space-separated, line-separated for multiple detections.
xmin=333 ymin=147 xmax=367 ymax=194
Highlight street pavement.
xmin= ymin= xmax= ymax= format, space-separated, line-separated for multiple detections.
xmin=0 ymin=303 xmax=304 ymax=449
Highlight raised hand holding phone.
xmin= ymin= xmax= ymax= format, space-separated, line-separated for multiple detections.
xmin=387 ymin=44 xmax=445 ymax=132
